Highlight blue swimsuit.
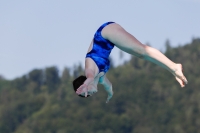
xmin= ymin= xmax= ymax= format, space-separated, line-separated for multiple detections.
xmin=86 ymin=22 xmax=115 ymax=73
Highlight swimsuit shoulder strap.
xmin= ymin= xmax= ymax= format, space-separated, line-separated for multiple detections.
xmin=95 ymin=22 xmax=115 ymax=36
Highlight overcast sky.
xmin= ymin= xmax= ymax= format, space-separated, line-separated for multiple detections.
xmin=0 ymin=0 xmax=200 ymax=80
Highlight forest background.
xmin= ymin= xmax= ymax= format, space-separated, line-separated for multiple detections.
xmin=0 ymin=38 xmax=200 ymax=133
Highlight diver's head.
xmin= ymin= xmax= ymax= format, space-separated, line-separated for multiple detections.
xmin=72 ymin=75 xmax=90 ymax=98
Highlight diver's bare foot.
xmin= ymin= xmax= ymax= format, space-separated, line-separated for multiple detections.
xmin=172 ymin=63 xmax=188 ymax=87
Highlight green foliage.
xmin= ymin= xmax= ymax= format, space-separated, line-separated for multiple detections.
xmin=45 ymin=66 xmax=60 ymax=93
xmin=0 ymin=38 xmax=200 ymax=133
xmin=28 ymin=69 xmax=44 ymax=85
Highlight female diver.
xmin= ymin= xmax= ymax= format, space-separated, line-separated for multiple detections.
xmin=73 ymin=22 xmax=188 ymax=103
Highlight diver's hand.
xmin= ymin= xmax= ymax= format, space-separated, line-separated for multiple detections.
xmin=76 ymin=84 xmax=88 ymax=97
xmin=106 ymin=88 xmax=113 ymax=103
xmin=106 ymin=92 xmax=113 ymax=103
xmin=76 ymin=77 xmax=95 ymax=97
xmin=86 ymin=72 xmax=104 ymax=96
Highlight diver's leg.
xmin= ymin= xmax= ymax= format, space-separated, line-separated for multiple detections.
xmin=102 ymin=23 xmax=188 ymax=87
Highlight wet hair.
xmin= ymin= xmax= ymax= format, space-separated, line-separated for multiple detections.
xmin=72 ymin=75 xmax=90 ymax=98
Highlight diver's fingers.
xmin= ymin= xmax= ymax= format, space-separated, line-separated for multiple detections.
xmin=106 ymin=93 xmax=113 ymax=103
xmin=76 ymin=84 xmax=87 ymax=94
xmin=106 ymin=99 xmax=109 ymax=103
xmin=85 ymin=91 xmax=88 ymax=97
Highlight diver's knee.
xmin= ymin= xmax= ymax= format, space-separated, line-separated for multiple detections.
xmin=132 ymin=45 xmax=147 ymax=59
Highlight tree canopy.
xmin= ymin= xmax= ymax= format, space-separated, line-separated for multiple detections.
xmin=0 ymin=38 xmax=200 ymax=133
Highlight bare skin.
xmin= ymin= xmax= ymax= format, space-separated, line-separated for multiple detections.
xmin=76 ymin=23 xmax=188 ymax=102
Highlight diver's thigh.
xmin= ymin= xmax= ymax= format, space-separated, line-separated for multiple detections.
xmin=102 ymin=23 xmax=146 ymax=55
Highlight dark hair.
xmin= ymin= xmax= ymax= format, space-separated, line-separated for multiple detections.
xmin=72 ymin=75 xmax=90 ymax=98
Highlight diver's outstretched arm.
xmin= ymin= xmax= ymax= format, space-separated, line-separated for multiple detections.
xmin=99 ymin=74 xmax=113 ymax=103
xmin=102 ymin=23 xmax=188 ymax=87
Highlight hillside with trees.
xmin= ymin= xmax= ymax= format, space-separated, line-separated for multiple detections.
xmin=0 ymin=38 xmax=200 ymax=133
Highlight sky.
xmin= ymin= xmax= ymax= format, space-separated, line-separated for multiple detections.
xmin=0 ymin=0 xmax=200 ymax=80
